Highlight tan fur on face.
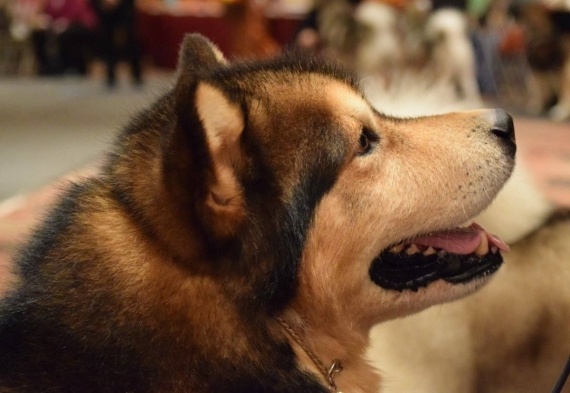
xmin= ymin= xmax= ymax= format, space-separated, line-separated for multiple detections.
xmin=279 ymin=85 xmax=514 ymax=392
xmin=302 ymin=112 xmax=512 ymax=322
xmin=299 ymin=101 xmax=514 ymax=323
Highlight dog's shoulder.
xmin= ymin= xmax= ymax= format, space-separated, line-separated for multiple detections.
xmin=0 ymin=167 xmax=328 ymax=392
xmin=0 ymin=177 xmax=157 ymax=392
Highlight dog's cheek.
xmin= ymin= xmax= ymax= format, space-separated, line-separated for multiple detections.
xmin=296 ymin=196 xmax=360 ymax=304
xmin=296 ymin=185 xmax=391 ymax=315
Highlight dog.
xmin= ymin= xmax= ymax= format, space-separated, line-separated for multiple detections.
xmin=516 ymin=2 xmax=570 ymax=121
xmin=314 ymin=0 xmax=404 ymax=83
xmin=424 ymin=8 xmax=481 ymax=102
xmin=0 ymin=34 xmax=516 ymax=393
xmin=367 ymin=78 xmax=570 ymax=393
xmin=353 ymin=1 xmax=403 ymax=78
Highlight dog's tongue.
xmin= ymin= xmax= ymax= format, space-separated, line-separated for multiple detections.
xmin=413 ymin=223 xmax=509 ymax=255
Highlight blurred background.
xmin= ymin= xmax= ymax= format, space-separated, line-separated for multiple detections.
xmin=0 ymin=0 xmax=569 ymax=257
xmin=1 ymin=3 xmax=569 ymax=391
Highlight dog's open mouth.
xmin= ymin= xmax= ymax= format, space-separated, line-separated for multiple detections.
xmin=369 ymin=223 xmax=509 ymax=292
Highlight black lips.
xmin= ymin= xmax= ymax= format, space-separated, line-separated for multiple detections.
xmin=369 ymin=250 xmax=503 ymax=292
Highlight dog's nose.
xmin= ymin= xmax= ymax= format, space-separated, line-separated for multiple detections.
xmin=491 ymin=109 xmax=515 ymax=144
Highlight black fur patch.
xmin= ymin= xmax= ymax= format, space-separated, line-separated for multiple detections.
xmin=15 ymin=181 xmax=90 ymax=280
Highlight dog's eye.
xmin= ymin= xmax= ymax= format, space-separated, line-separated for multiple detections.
xmin=357 ymin=127 xmax=377 ymax=156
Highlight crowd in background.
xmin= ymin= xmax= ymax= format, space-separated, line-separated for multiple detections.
xmin=292 ymin=0 xmax=570 ymax=118
xmin=0 ymin=0 xmax=569 ymax=109
xmin=1 ymin=0 xmax=141 ymax=87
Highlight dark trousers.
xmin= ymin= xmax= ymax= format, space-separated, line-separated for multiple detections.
xmin=32 ymin=24 xmax=93 ymax=75
xmin=99 ymin=19 xmax=141 ymax=85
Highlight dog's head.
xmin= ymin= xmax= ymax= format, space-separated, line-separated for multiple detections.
xmin=163 ymin=34 xmax=515 ymax=327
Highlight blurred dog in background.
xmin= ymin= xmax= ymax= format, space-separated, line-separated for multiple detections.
xmin=424 ymin=8 xmax=481 ymax=101
xmin=314 ymin=1 xmax=480 ymax=101
xmin=515 ymin=2 xmax=570 ymax=121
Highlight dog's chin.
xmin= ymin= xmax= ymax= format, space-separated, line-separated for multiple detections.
xmin=369 ymin=223 xmax=506 ymax=293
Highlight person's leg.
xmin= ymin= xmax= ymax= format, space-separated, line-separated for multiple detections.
xmin=549 ymin=58 xmax=570 ymax=121
xmin=31 ymin=29 xmax=51 ymax=75
xmin=100 ymin=20 xmax=117 ymax=86
xmin=58 ymin=24 xmax=90 ymax=74
xmin=124 ymin=21 xmax=142 ymax=85
xmin=74 ymin=26 xmax=94 ymax=75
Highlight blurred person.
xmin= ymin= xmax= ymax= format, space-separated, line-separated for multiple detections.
xmin=431 ymin=0 xmax=466 ymax=9
xmin=0 ymin=0 xmax=39 ymax=75
xmin=469 ymin=0 xmax=509 ymax=96
xmin=8 ymin=0 xmax=42 ymax=42
xmin=90 ymin=0 xmax=141 ymax=88
xmin=293 ymin=5 xmax=320 ymax=51
xmin=31 ymin=0 xmax=98 ymax=75
xmin=468 ymin=0 xmax=492 ymax=18
xmin=515 ymin=1 xmax=570 ymax=120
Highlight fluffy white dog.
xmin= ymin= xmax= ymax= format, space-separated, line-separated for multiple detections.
xmin=425 ymin=8 xmax=481 ymax=101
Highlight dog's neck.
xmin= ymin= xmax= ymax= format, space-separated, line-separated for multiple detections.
xmin=275 ymin=309 xmax=381 ymax=393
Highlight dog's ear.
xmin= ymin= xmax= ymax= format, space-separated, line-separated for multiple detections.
xmin=167 ymin=34 xmax=245 ymax=238
xmin=176 ymin=33 xmax=226 ymax=83
xmin=195 ymin=81 xmax=245 ymax=235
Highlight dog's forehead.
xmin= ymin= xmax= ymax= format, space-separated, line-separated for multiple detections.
xmin=258 ymin=72 xmax=372 ymax=123
xmin=234 ymin=73 xmax=367 ymax=197
xmin=325 ymin=80 xmax=373 ymax=124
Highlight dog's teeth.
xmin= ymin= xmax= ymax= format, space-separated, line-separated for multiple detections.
xmin=474 ymin=234 xmax=489 ymax=255
xmin=390 ymin=244 xmax=405 ymax=253
xmin=491 ymin=246 xmax=498 ymax=254
xmin=406 ymin=244 xmax=420 ymax=255
xmin=438 ymin=250 xmax=447 ymax=256
xmin=423 ymin=246 xmax=436 ymax=256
